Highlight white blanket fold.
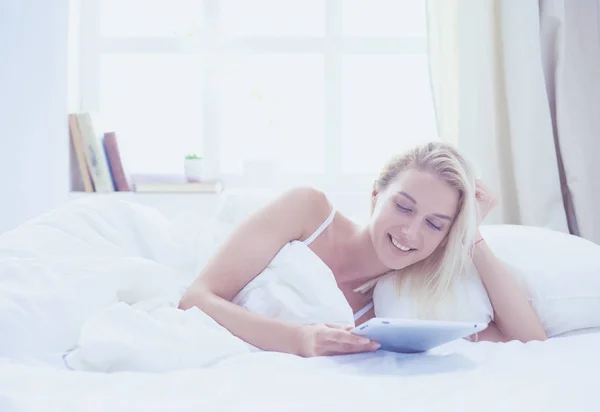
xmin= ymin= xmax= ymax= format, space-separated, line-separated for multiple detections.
xmin=65 ymin=304 xmax=250 ymax=373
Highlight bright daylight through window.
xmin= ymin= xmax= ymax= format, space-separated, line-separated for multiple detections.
xmin=73 ymin=0 xmax=438 ymax=192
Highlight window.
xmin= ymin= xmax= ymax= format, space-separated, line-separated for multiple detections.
xmin=73 ymin=0 xmax=437 ymax=192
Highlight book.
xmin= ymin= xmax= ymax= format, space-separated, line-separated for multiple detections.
xmin=102 ymin=131 xmax=131 ymax=191
xmin=75 ymin=113 xmax=115 ymax=192
xmin=68 ymin=113 xmax=94 ymax=192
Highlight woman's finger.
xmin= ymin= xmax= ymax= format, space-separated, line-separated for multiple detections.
xmin=325 ymin=330 xmax=382 ymax=354
xmin=476 ymin=180 xmax=495 ymax=198
xmin=326 ymin=329 xmax=370 ymax=346
xmin=324 ymin=323 xmax=354 ymax=331
xmin=327 ymin=340 xmax=380 ymax=355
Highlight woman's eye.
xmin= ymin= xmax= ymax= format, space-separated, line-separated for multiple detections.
xmin=396 ymin=204 xmax=411 ymax=213
xmin=427 ymin=220 xmax=442 ymax=231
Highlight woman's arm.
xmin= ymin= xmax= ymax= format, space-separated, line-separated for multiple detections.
xmin=178 ymin=187 xmax=326 ymax=354
xmin=178 ymin=187 xmax=376 ymax=356
xmin=469 ymin=180 xmax=547 ymax=343
xmin=471 ymin=236 xmax=547 ymax=343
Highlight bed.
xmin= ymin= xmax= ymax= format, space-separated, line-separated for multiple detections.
xmin=1 ymin=332 xmax=599 ymax=411
xmin=0 ymin=195 xmax=598 ymax=411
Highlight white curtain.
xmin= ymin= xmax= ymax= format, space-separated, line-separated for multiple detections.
xmin=426 ymin=0 xmax=600 ymax=244
xmin=542 ymin=0 xmax=600 ymax=243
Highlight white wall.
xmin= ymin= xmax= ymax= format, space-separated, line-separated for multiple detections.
xmin=0 ymin=1 xmax=70 ymax=233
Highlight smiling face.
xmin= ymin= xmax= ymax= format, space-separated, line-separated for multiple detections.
xmin=369 ymin=168 xmax=460 ymax=270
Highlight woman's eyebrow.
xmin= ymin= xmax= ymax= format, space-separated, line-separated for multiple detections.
xmin=398 ymin=191 xmax=417 ymax=204
xmin=399 ymin=191 xmax=454 ymax=220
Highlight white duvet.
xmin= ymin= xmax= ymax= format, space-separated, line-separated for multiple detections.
xmin=0 ymin=196 xmax=599 ymax=412
xmin=0 ymin=197 xmax=354 ymax=372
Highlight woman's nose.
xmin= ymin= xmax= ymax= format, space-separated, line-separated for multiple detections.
xmin=401 ymin=218 xmax=420 ymax=239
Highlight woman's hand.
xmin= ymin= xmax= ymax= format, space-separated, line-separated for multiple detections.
xmin=297 ymin=323 xmax=381 ymax=357
xmin=474 ymin=180 xmax=499 ymax=236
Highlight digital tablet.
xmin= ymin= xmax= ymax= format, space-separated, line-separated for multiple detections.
xmin=352 ymin=318 xmax=488 ymax=354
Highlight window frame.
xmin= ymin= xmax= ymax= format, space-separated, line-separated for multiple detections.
xmin=75 ymin=0 xmax=430 ymax=192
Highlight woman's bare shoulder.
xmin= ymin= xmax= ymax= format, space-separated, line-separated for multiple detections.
xmin=281 ymin=186 xmax=331 ymax=211
xmin=271 ymin=186 xmax=334 ymax=241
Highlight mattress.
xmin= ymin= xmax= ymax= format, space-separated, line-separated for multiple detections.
xmin=0 ymin=331 xmax=598 ymax=412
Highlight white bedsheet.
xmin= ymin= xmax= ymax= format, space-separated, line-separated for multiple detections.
xmin=0 ymin=332 xmax=598 ymax=412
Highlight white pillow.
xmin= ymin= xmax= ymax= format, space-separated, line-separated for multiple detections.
xmin=373 ymin=224 xmax=600 ymax=338
xmin=481 ymin=224 xmax=600 ymax=337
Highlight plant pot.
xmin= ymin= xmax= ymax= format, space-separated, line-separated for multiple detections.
xmin=184 ymin=158 xmax=204 ymax=182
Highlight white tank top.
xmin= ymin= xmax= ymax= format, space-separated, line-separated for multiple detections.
xmin=302 ymin=206 xmax=374 ymax=322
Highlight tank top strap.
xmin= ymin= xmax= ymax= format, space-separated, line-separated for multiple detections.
xmin=353 ymin=301 xmax=374 ymax=321
xmin=302 ymin=206 xmax=336 ymax=246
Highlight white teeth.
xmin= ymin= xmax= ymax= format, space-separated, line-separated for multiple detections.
xmin=391 ymin=236 xmax=411 ymax=252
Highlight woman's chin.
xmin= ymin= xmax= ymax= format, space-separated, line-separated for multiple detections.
xmin=377 ymin=247 xmax=417 ymax=270
xmin=378 ymin=235 xmax=419 ymax=269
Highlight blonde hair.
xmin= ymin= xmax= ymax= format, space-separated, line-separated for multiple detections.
xmin=356 ymin=141 xmax=479 ymax=316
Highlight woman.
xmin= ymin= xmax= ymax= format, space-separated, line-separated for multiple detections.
xmin=179 ymin=141 xmax=547 ymax=357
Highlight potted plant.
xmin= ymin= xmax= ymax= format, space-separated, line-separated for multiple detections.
xmin=184 ymin=153 xmax=204 ymax=182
